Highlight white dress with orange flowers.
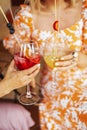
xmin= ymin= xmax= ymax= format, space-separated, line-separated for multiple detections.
xmin=3 ymin=0 xmax=87 ymax=129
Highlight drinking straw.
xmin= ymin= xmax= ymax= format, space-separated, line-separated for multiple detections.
xmin=9 ymin=7 xmax=14 ymax=21
xmin=0 ymin=6 xmax=9 ymax=23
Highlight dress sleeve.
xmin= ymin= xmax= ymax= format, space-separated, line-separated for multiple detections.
xmin=3 ymin=4 xmax=34 ymax=55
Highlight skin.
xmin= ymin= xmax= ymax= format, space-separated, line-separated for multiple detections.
xmin=34 ymin=0 xmax=82 ymax=30
xmin=0 ymin=60 xmax=40 ymax=97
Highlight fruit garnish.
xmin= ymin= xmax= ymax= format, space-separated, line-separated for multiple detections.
xmin=53 ymin=20 xmax=59 ymax=31
xmin=25 ymin=47 xmax=30 ymax=58
xmin=20 ymin=44 xmax=31 ymax=58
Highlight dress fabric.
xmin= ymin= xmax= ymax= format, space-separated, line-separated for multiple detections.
xmin=3 ymin=0 xmax=87 ymax=129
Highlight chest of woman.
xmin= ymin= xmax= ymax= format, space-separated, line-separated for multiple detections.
xmin=33 ymin=1 xmax=82 ymax=31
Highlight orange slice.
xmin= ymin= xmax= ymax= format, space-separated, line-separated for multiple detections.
xmin=25 ymin=47 xmax=30 ymax=58
xmin=53 ymin=20 xmax=59 ymax=31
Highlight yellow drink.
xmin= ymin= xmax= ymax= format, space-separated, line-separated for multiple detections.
xmin=44 ymin=55 xmax=58 ymax=69
xmin=44 ymin=50 xmax=72 ymax=69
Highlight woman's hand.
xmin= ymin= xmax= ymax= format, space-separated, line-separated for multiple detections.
xmin=54 ymin=51 xmax=78 ymax=70
xmin=5 ymin=60 xmax=40 ymax=90
xmin=54 ymin=51 xmax=87 ymax=70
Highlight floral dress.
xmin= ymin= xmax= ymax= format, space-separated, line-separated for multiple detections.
xmin=3 ymin=0 xmax=87 ymax=129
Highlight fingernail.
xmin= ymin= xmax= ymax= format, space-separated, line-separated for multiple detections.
xmin=72 ymin=52 xmax=78 ymax=58
xmin=37 ymin=64 xmax=40 ymax=67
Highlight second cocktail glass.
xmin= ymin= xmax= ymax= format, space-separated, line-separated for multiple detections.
xmin=43 ymin=39 xmax=71 ymax=88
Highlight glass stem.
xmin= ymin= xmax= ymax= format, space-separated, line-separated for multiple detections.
xmin=52 ymin=69 xmax=57 ymax=88
xmin=26 ymin=84 xmax=32 ymax=98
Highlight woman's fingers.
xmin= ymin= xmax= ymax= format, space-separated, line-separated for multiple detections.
xmin=28 ymin=67 xmax=40 ymax=78
xmin=54 ymin=52 xmax=78 ymax=69
xmin=55 ymin=59 xmax=73 ymax=67
xmin=5 ymin=60 xmax=16 ymax=79
xmin=21 ymin=64 xmax=40 ymax=75
xmin=60 ymin=51 xmax=78 ymax=60
xmin=60 ymin=53 xmax=73 ymax=60
xmin=54 ymin=62 xmax=77 ymax=70
xmin=6 ymin=60 xmax=15 ymax=73
xmin=30 ymin=78 xmax=36 ymax=88
xmin=15 ymin=67 xmax=40 ymax=89
xmin=55 ymin=57 xmax=78 ymax=67
xmin=21 ymin=64 xmax=40 ymax=88
xmin=20 ymin=66 xmax=40 ymax=82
